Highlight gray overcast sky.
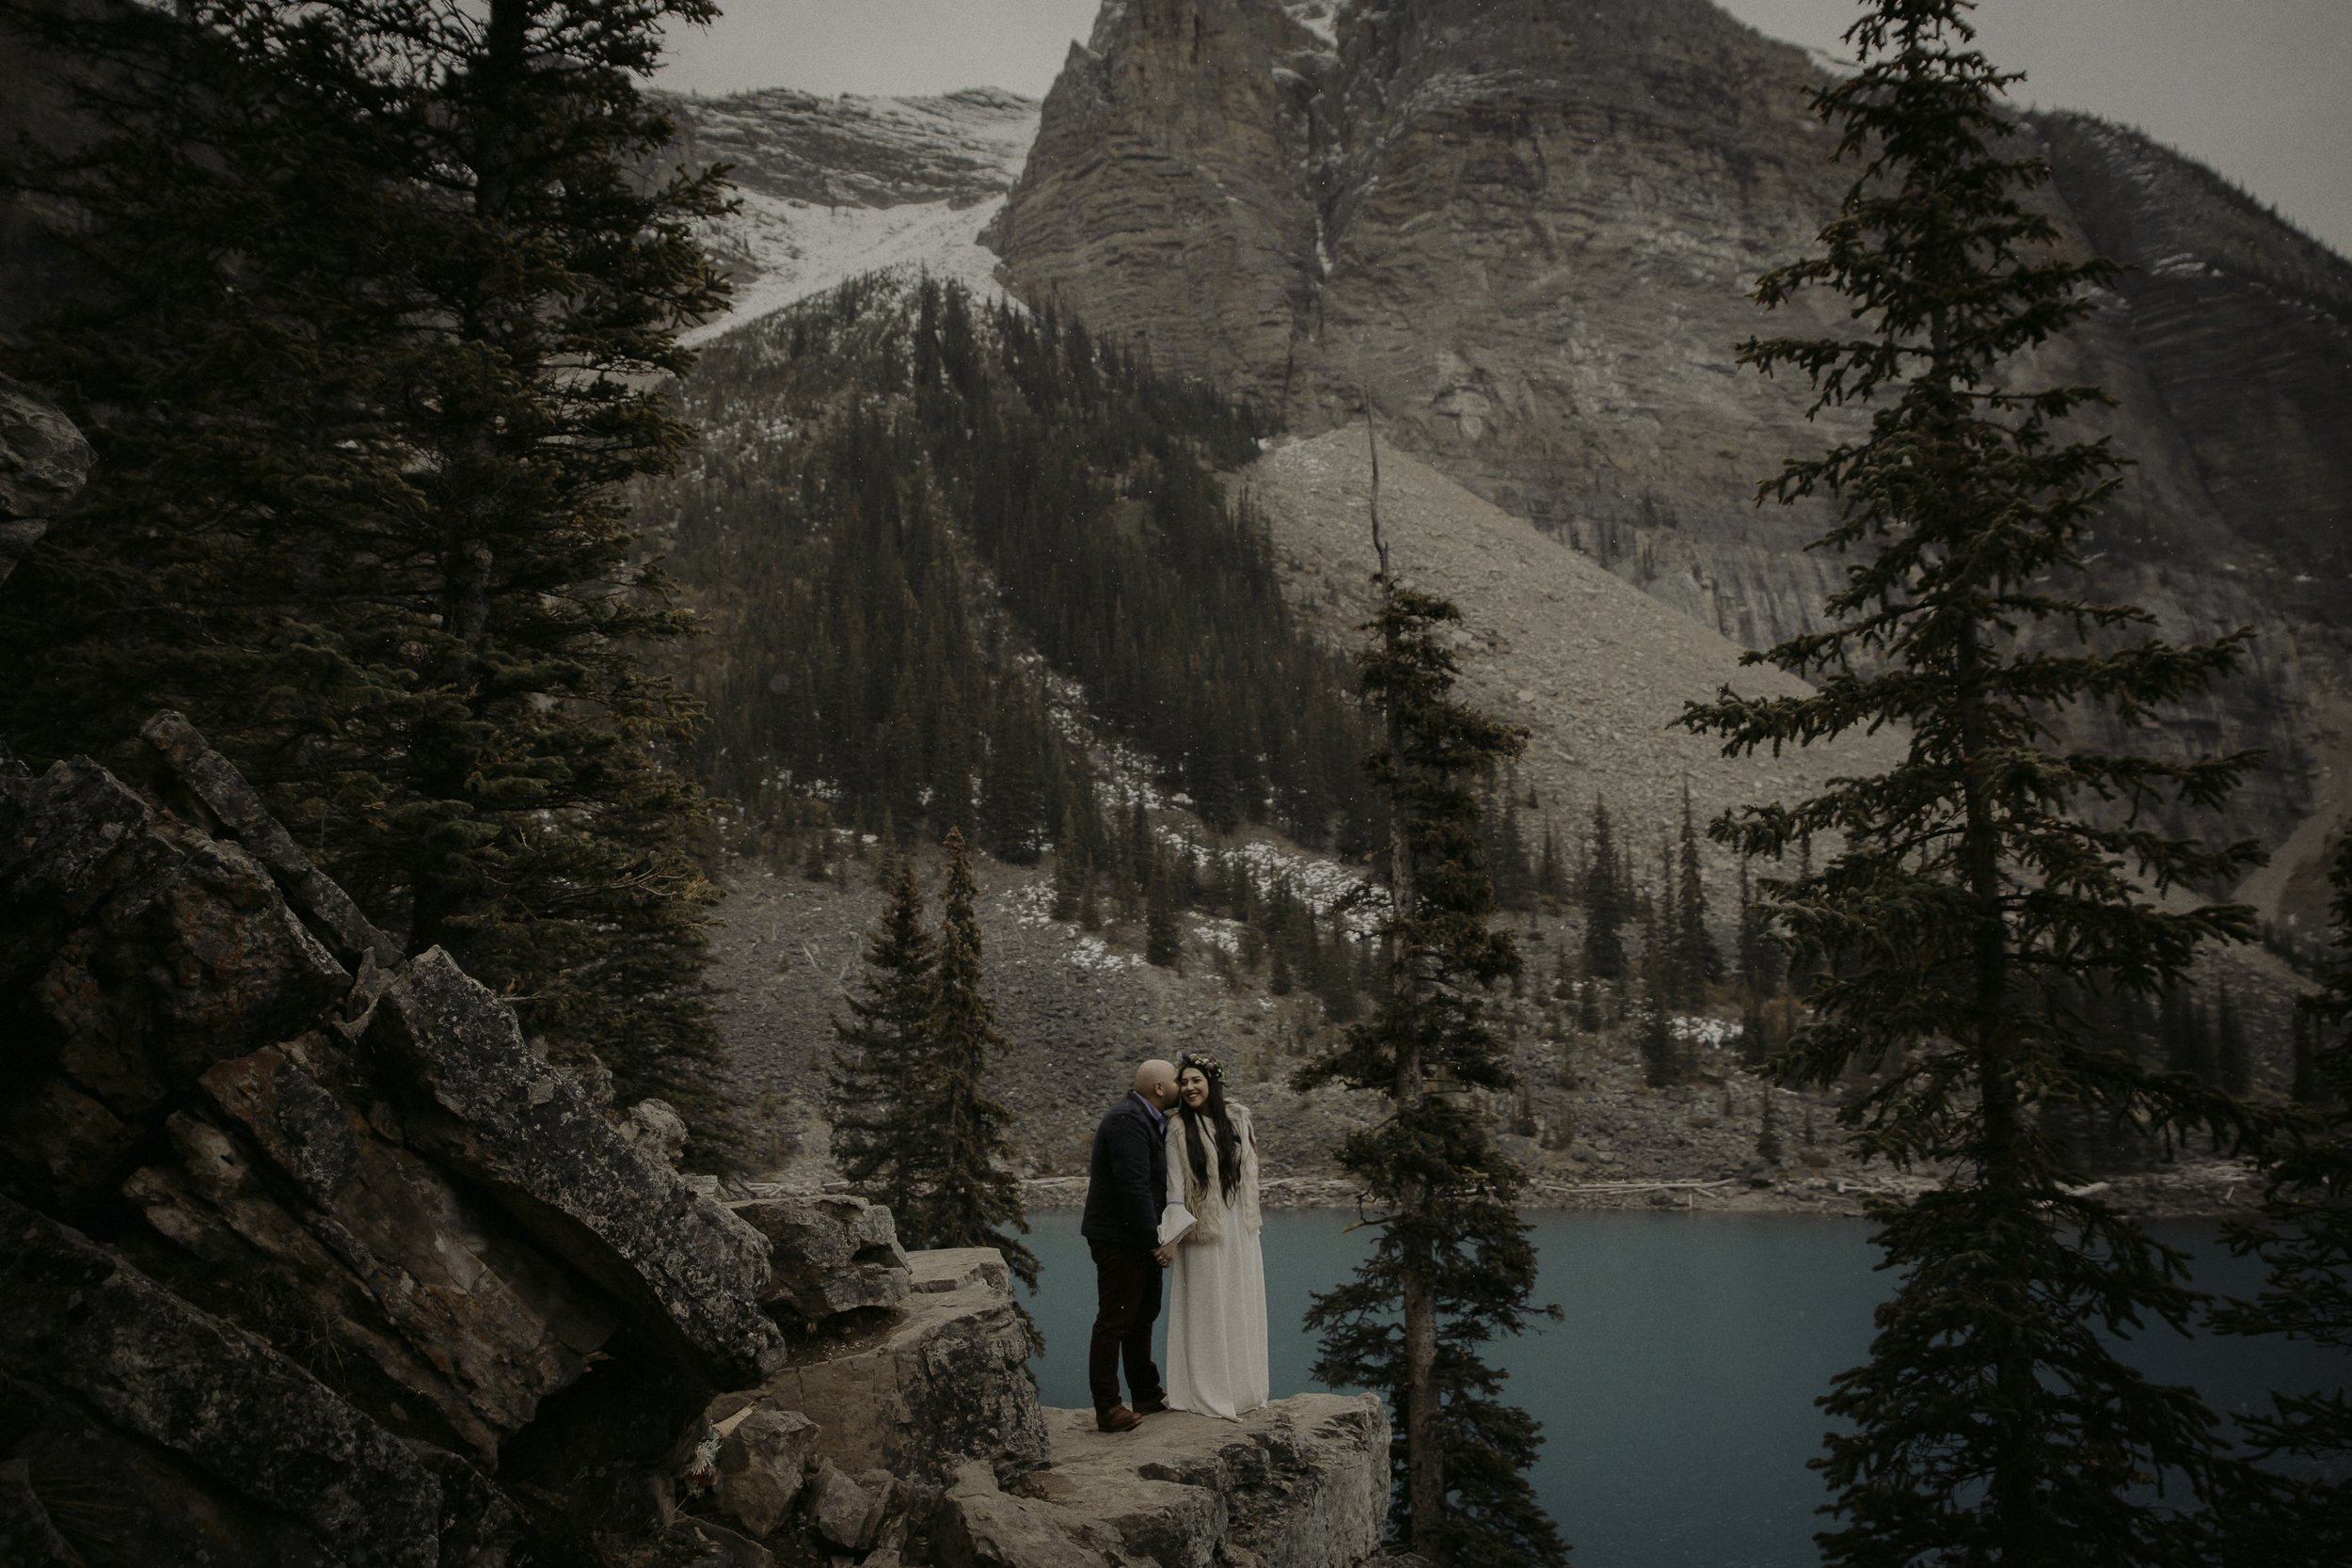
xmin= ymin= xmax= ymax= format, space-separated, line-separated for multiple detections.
xmin=659 ymin=1 xmax=2352 ymax=257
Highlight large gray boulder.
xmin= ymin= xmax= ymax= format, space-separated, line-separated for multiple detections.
xmin=934 ymin=1396 xmax=1391 ymax=1568
xmin=0 ymin=752 xmax=350 ymax=1216
xmin=708 ymin=1403 xmax=821 ymax=1539
xmin=0 ymin=1194 xmax=441 ymax=1568
xmin=739 ymin=1243 xmax=1047 ymax=1486
xmin=0 ymin=729 xmax=794 ymax=1564
xmin=0 ymin=373 xmax=90 ymax=590
xmin=130 ymin=1037 xmax=627 ymax=1457
xmin=364 ymin=948 xmax=787 ymax=1388
xmin=732 ymin=1192 xmax=914 ymax=1322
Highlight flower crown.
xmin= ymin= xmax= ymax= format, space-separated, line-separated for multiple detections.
xmin=1177 ymin=1051 xmax=1225 ymax=1084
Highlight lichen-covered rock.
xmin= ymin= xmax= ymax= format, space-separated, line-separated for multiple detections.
xmin=805 ymin=1459 xmax=890 ymax=1551
xmin=709 ymin=1403 xmax=821 ymax=1538
xmin=139 ymin=710 xmax=400 ymax=968
xmin=135 ymin=1038 xmax=624 ymax=1456
xmin=733 ymin=1192 xmax=913 ymax=1321
xmin=0 ymin=736 xmax=804 ymax=1565
xmin=0 ymin=753 xmax=350 ymax=1213
xmin=365 ymin=948 xmax=787 ymax=1387
xmin=934 ymin=1396 xmax=1390 ymax=1568
xmin=0 ymin=1194 xmax=441 ymax=1568
xmin=622 ymin=1096 xmax=692 ymax=1169
xmin=0 ymin=372 xmax=90 ymax=590
xmin=908 ymin=1244 xmax=1009 ymax=1296
xmin=748 ymin=1246 xmax=1046 ymax=1486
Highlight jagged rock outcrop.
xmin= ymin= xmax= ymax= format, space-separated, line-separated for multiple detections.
xmin=716 ymin=1241 xmax=1049 ymax=1488
xmin=735 ymin=1192 xmax=915 ymax=1322
xmin=0 ymin=712 xmax=797 ymax=1562
xmin=934 ymin=1397 xmax=1390 ymax=1568
xmin=992 ymin=0 xmax=2352 ymax=911
xmin=0 ymin=374 xmax=89 ymax=590
xmin=1 ymin=701 xmax=1401 ymax=1564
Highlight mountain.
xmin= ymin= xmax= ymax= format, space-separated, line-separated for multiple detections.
xmin=985 ymin=0 xmax=2352 ymax=934
xmin=660 ymin=86 xmax=1038 ymax=342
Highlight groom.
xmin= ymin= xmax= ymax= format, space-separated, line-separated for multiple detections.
xmin=1079 ymin=1058 xmax=1179 ymax=1432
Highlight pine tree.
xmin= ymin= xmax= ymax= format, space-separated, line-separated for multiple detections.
xmin=1293 ymin=448 xmax=1565 ymax=1566
xmin=908 ymin=829 xmax=1039 ymax=1287
xmin=832 ymin=860 xmax=937 ymax=1222
xmin=1145 ymin=847 xmax=1182 ymax=969
xmin=1680 ymin=6 xmax=2264 ymax=1561
xmin=1581 ymin=798 xmax=1628 ymax=981
xmin=2213 ymin=834 xmax=2352 ymax=1567
xmin=2216 ymin=983 xmax=2251 ymax=1099
xmin=1638 ymin=910 xmax=1681 ymax=1089
xmin=1052 ymin=800 xmax=1089 ymax=922
xmin=1674 ymin=782 xmax=1722 ymax=998
xmin=0 ymin=0 xmax=739 ymax=1152
xmin=1535 ymin=823 xmax=1567 ymax=905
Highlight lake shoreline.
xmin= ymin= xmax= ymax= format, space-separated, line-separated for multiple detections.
xmin=1013 ymin=1158 xmax=2265 ymax=1220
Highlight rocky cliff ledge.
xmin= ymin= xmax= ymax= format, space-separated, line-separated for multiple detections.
xmin=0 ymin=402 xmax=1393 ymax=1567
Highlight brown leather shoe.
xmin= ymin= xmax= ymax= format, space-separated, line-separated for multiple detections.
xmin=1095 ymin=1404 xmax=1143 ymax=1433
xmin=1132 ymin=1394 xmax=1169 ymax=1416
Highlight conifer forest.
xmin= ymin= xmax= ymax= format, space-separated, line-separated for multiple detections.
xmin=0 ymin=3 xmax=2346 ymax=1567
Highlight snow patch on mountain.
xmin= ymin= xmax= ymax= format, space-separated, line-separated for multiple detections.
xmin=666 ymin=86 xmax=1038 ymax=346
xmin=686 ymin=191 xmax=1015 ymax=346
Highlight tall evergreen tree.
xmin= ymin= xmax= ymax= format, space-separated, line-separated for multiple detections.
xmin=1294 ymin=445 xmax=1565 ymax=1567
xmin=2214 ymin=833 xmax=2352 ymax=1567
xmin=908 ymin=829 xmax=1039 ymax=1287
xmin=832 ymin=860 xmax=937 ymax=1222
xmin=1535 ymin=823 xmax=1567 ymax=905
xmin=1681 ymin=5 xmax=2263 ymax=1562
xmin=1145 ymin=847 xmax=1182 ymax=969
xmin=0 ymin=0 xmax=738 ymax=1152
xmin=1581 ymin=798 xmax=1628 ymax=981
xmin=1674 ymin=782 xmax=1722 ymax=998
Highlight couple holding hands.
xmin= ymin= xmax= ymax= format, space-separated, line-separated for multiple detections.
xmin=1078 ymin=1053 xmax=1269 ymax=1432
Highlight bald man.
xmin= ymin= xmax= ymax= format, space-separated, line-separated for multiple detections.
xmin=1079 ymin=1057 xmax=1179 ymax=1431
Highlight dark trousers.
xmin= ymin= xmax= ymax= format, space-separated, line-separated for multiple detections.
xmin=1087 ymin=1239 xmax=1164 ymax=1412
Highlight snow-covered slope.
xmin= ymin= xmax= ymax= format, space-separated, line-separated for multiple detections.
xmin=661 ymin=87 xmax=1038 ymax=344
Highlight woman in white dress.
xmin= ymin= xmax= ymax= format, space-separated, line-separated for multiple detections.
xmin=1161 ymin=1052 xmax=1269 ymax=1419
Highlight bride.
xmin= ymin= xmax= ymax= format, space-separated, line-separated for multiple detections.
xmin=1160 ymin=1052 xmax=1269 ymax=1419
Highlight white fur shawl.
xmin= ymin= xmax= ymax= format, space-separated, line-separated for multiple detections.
xmin=1166 ymin=1101 xmax=1261 ymax=1243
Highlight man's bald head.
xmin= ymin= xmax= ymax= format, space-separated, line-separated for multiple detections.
xmin=1134 ymin=1058 xmax=1177 ymax=1108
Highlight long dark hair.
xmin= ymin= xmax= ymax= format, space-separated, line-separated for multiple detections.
xmin=1175 ymin=1060 xmax=1241 ymax=1196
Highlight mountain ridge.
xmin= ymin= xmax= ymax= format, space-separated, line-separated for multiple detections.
xmin=985 ymin=0 xmax=2352 ymax=931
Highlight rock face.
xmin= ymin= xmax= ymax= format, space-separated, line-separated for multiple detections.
xmin=1 ymin=696 xmax=1399 ymax=1564
xmin=0 ymin=713 xmax=795 ymax=1563
xmin=934 ymin=1397 xmax=1391 ymax=1568
xmin=992 ymin=0 xmax=2352 ymax=913
xmin=735 ymin=1192 xmax=915 ymax=1322
xmin=722 ymin=1242 xmax=1049 ymax=1487
xmin=0 ymin=374 xmax=90 ymax=588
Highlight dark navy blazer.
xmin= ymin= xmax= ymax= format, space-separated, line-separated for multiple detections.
xmin=1079 ymin=1091 xmax=1168 ymax=1249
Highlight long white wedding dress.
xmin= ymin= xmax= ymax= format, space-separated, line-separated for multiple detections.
xmin=1164 ymin=1103 xmax=1269 ymax=1419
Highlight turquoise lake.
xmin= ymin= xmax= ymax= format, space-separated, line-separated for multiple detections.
xmin=1016 ymin=1208 xmax=2346 ymax=1568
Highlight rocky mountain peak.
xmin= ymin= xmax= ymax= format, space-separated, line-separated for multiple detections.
xmin=990 ymin=0 xmax=2352 ymax=923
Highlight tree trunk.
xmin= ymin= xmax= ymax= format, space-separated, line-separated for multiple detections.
xmin=1956 ymin=611 xmax=2037 ymax=1556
